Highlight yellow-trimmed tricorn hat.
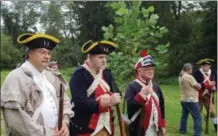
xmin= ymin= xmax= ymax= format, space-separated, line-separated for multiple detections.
xmin=196 ymin=58 xmax=214 ymax=65
xmin=17 ymin=33 xmax=60 ymax=50
xmin=81 ymin=40 xmax=118 ymax=54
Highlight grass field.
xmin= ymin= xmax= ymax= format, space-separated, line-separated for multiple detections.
xmin=1 ymin=69 xmax=217 ymax=136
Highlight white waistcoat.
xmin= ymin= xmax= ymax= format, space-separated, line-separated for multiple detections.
xmin=22 ymin=61 xmax=58 ymax=128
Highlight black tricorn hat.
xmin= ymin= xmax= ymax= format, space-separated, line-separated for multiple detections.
xmin=17 ymin=33 xmax=60 ymax=50
xmin=81 ymin=40 xmax=118 ymax=54
xmin=196 ymin=58 xmax=214 ymax=65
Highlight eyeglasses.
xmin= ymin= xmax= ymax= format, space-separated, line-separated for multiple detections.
xmin=34 ymin=49 xmax=51 ymax=56
xmin=140 ymin=67 xmax=154 ymax=72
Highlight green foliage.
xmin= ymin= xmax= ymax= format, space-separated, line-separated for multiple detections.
xmin=40 ymin=2 xmax=63 ymax=37
xmin=72 ymin=1 xmax=115 ymax=43
xmin=1 ymin=34 xmax=22 ymax=69
xmin=1 ymin=1 xmax=216 ymax=73
xmin=102 ymin=1 xmax=169 ymax=90
xmin=51 ymin=38 xmax=81 ymax=68
xmin=1 ymin=1 xmax=43 ymax=43
xmin=201 ymin=1 xmax=217 ymax=64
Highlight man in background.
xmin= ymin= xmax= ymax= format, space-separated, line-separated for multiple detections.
xmin=179 ymin=63 xmax=202 ymax=136
xmin=193 ymin=58 xmax=217 ymax=132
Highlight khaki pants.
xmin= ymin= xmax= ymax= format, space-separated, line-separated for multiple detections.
xmin=95 ymin=128 xmax=110 ymax=136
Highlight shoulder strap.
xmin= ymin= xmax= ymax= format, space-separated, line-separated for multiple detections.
xmin=82 ymin=64 xmax=105 ymax=96
xmin=86 ymin=70 xmax=102 ymax=97
xmin=122 ymin=80 xmax=142 ymax=122
xmin=32 ymin=106 xmax=41 ymax=121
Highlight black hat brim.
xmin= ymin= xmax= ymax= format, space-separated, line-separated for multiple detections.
xmin=17 ymin=33 xmax=60 ymax=50
xmin=81 ymin=40 xmax=117 ymax=54
xmin=196 ymin=58 xmax=214 ymax=65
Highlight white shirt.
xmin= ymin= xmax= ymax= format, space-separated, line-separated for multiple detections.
xmin=22 ymin=61 xmax=58 ymax=128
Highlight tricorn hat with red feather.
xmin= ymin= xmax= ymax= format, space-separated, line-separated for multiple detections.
xmin=135 ymin=50 xmax=155 ymax=70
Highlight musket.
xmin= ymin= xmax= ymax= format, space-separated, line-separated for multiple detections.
xmin=205 ymin=92 xmax=213 ymax=134
xmin=205 ymin=75 xmax=216 ymax=134
xmin=112 ymin=80 xmax=126 ymax=136
xmin=58 ymin=84 xmax=64 ymax=130
xmin=116 ymin=104 xmax=126 ymax=136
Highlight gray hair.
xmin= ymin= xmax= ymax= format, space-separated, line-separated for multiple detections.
xmin=179 ymin=63 xmax=193 ymax=77
xmin=182 ymin=63 xmax=193 ymax=71
xmin=24 ymin=47 xmax=31 ymax=60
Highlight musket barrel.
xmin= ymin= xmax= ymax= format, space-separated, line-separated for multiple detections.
xmin=58 ymin=84 xmax=64 ymax=130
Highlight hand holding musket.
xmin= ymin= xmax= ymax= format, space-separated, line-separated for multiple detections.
xmin=138 ymin=80 xmax=150 ymax=136
xmin=111 ymin=80 xmax=126 ymax=136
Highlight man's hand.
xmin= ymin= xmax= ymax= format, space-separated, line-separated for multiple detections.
xmin=54 ymin=122 xmax=69 ymax=136
xmin=209 ymin=81 xmax=216 ymax=87
xmin=160 ymin=127 xmax=166 ymax=136
xmin=140 ymin=85 xmax=151 ymax=96
xmin=194 ymin=83 xmax=201 ymax=90
xmin=99 ymin=94 xmax=111 ymax=107
xmin=109 ymin=93 xmax=121 ymax=106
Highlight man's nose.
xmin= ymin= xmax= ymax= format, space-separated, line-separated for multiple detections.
xmin=44 ymin=53 xmax=50 ymax=58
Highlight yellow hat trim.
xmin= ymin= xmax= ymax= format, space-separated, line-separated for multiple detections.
xmin=17 ymin=33 xmax=60 ymax=44
xmin=196 ymin=58 xmax=214 ymax=65
xmin=82 ymin=40 xmax=118 ymax=53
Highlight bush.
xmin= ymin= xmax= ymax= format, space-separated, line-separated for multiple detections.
xmin=1 ymin=34 xmax=22 ymax=69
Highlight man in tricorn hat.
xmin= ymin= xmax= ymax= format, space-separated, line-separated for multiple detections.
xmin=69 ymin=40 xmax=121 ymax=136
xmin=1 ymin=33 xmax=74 ymax=136
xmin=193 ymin=58 xmax=217 ymax=132
xmin=125 ymin=50 xmax=166 ymax=136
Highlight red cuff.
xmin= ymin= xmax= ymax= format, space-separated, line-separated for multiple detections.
xmin=160 ymin=119 xmax=166 ymax=127
xmin=204 ymin=81 xmax=210 ymax=89
xmin=135 ymin=92 xmax=147 ymax=105
xmin=97 ymin=100 xmax=108 ymax=112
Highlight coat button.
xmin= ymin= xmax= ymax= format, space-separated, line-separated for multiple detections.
xmin=79 ymin=127 xmax=82 ymax=130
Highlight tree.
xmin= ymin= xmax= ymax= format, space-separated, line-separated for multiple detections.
xmin=200 ymin=1 xmax=217 ymax=69
xmin=72 ymin=1 xmax=115 ymax=43
xmin=102 ymin=1 xmax=169 ymax=89
xmin=1 ymin=34 xmax=22 ymax=69
xmin=1 ymin=1 xmax=43 ymax=44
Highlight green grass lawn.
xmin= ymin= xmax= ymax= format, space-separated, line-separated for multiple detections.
xmin=1 ymin=69 xmax=217 ymax=136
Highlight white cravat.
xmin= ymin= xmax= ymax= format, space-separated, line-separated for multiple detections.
xmin=22 ymin=61 xmax=58 ymax=128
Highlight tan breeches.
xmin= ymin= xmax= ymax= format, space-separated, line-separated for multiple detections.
xmin=95 ymin=128 xmax=110 ymax=136
xmin=199 ymin=94 xmax=216 ymax=117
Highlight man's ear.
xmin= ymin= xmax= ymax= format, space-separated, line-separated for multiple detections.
xmin=28 ymin=51 xmax=32 ymax=58
xmin=28 ymin=50 xmax=34 ymax=59
xmin=88 ymin=54 xmax=93 ymax=60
